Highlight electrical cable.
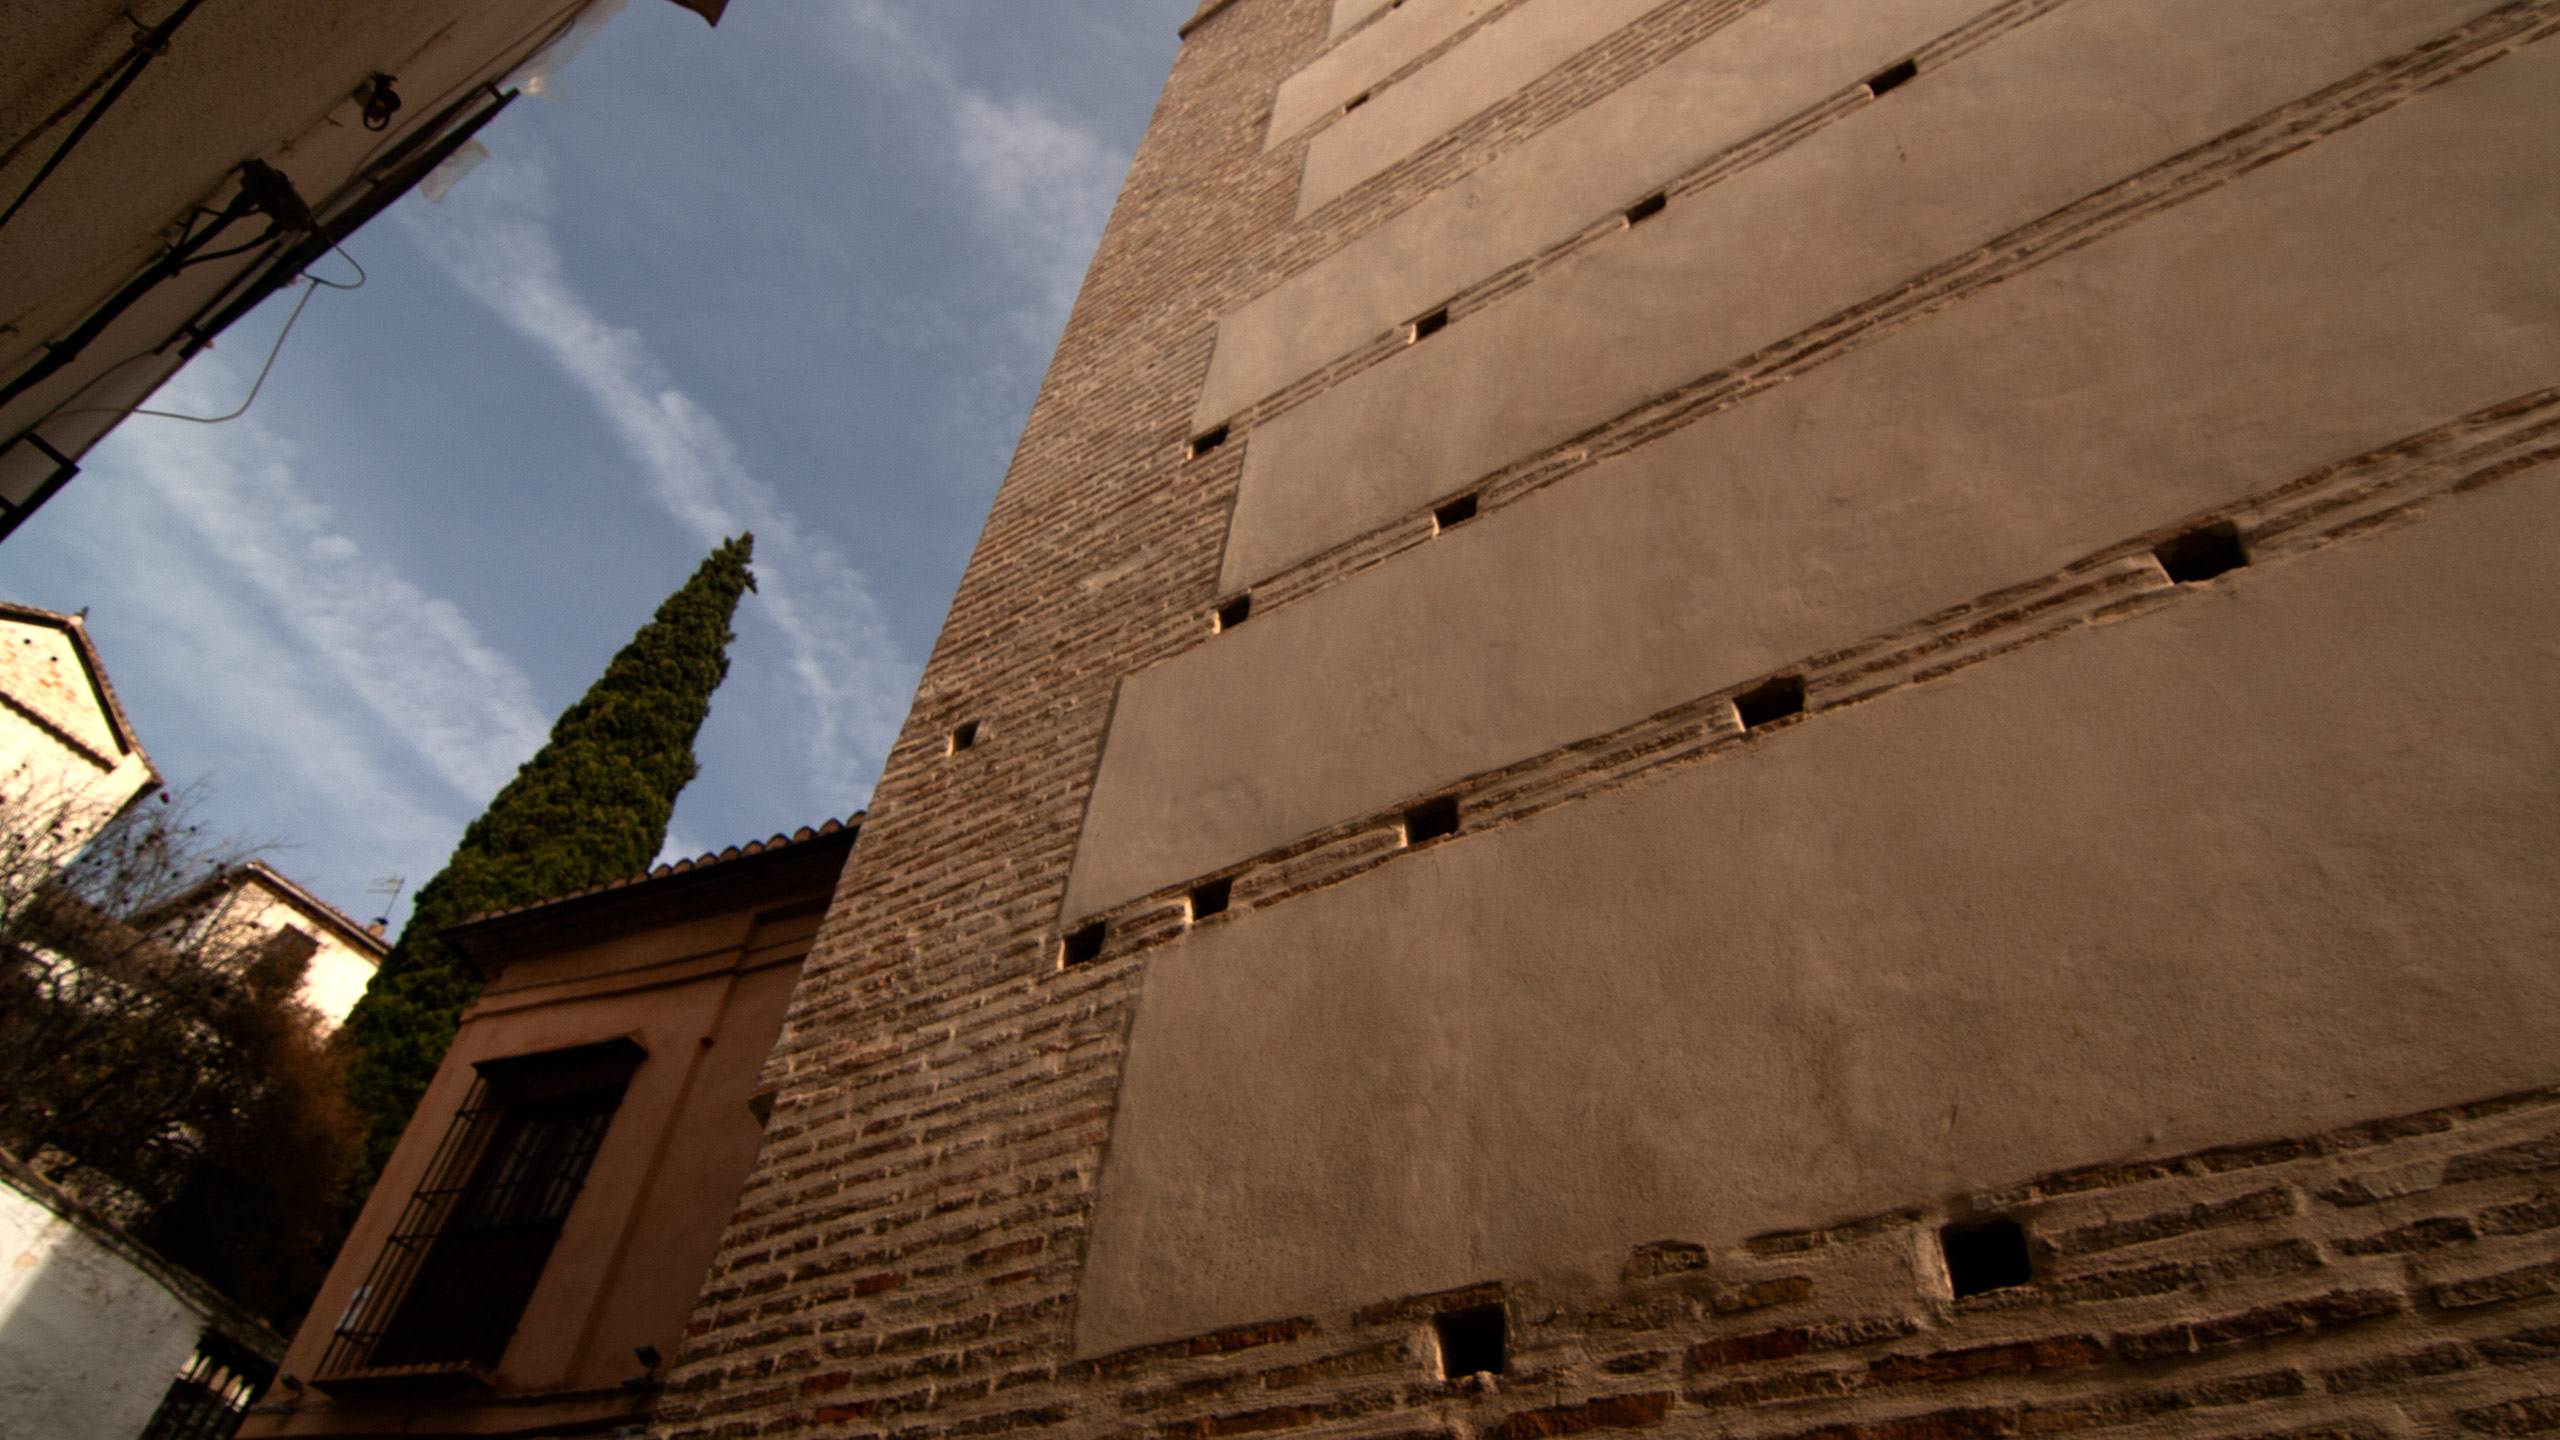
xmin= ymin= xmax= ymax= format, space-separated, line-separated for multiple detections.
xmin=0 ymin=0 xmax=574 ymax=536
xmin=0 ymin=60 xmax=119 ymax=178
xmin=0 ymin=0 xmax=216 ymax=240
xmin=306 ymin=239 xmax=365 ymax=291
xmin=176 ymin=228 xmax=284 ymax=271
xmin=121 ymin=275 xmax=316 ymax=425
xmin=0 ymin=188 xmax=256 ymax=413
xmin=52 ymin=237 xmax=364 ymax=427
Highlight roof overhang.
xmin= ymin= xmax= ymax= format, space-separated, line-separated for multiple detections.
xmin=444 ymin=820 xmax=860 ymax=980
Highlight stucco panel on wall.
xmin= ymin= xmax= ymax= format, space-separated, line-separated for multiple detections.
xmin=1063 ymin=37 xmax=2560 ymax=919
xmin=1331 ymin=0 xmax=1398 ymax=41
xmin=1298 ymin=0 xmax=1667 ymax=215
xmin=1230 ymin=0 xmax=2505 ymax=589
xmin=1268 ymin=0 xmax=1503 ymax=150
xmin=1074 ymin=466 xmax=2560 ymax=1355
xmin=1201 ymin=0 xmax=1990 ymax=428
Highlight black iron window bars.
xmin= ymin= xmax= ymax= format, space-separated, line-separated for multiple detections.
xmin=316 ymin=1038 xmax=643 ymax=1391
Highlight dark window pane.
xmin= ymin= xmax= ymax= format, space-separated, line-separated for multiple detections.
xmin=372 ymin=1084 xmax=623 ymax=1369
xmin=318 ymin=1039 xmax=643 ymax=1385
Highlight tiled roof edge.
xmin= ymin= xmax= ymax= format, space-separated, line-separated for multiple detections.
xmin=460 ymin=814 xmax=863 ymax=925
xmin=0 ymin=601 xmax=159 ymax=787
xmin=236 ymin=860 xmax=391 ymax=957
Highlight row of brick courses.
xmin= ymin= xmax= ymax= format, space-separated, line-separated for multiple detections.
xmin=655 ymin=1 xmax=1344 ymax=1432
xmin=667 ymin=1088 xmax=2560 ymax=1438
xmin=654 ymin=0 xmax=2560 ymax=1437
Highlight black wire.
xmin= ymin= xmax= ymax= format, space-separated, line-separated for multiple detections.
xmin=0 ymin=0 xmax=216 ymax=239
xmin=305 ymin=241 xmax=365 ymax=290
xmin=0 ymin=188 xmax=254 ymax=412
xmin=49 ymin=237 xmax=365 ymax=428
xmin=176 ymin=226 xmax=284 ymax=271
xmin=123 ymin=277 xmax=319 ymax=425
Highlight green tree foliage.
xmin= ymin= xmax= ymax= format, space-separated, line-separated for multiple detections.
xmin=341 ymin=534 xmax=756 ymax=1182
xmin=0 ymin=788 xmax=368 ymax=1329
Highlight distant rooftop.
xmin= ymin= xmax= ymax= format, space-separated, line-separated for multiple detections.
xmin=0 ymin=599 xmax=157 ymax=785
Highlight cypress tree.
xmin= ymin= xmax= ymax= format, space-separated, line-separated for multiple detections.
xmin=340 ymin=534 xmax=756 ymax=1180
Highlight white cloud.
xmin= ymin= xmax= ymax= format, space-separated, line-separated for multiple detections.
xmin=45 ymin=368 xmax=546 ymax=920
xmin=834 ymin=2 xmax=1130 ymax=332
xmin=952 ymin=89 xmax=1126 ymax=321
xmin=106 ymin=368 xmax=550 ymax=800
xmin=400 ymin=157 xmax=915 ymax=806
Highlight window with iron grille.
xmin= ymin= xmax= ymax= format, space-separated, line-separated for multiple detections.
xmin=137 ymin=1331 xmax=274 ymax=1440
xmin=317 ymin=1038 xmax=643 ymax=1390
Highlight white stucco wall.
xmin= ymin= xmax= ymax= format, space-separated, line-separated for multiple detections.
xmin=301 ymin=943 xmax=380 ymax=1030
xmin=0 ymin=1178 xmax=204 ymax=1440
xmin=169 ymin=874 xmax=383 ymax=1028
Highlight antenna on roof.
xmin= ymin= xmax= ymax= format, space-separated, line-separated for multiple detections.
xmin=366 ymin=873 xmax=405 ymax=930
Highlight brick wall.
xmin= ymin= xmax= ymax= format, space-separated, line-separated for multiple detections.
xmin=651 ymin=0 xmax=2560 ymax=1435
xmin=651 ymin=5 xmax=1336 ymax=1434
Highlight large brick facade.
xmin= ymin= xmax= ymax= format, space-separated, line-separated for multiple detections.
xmin=655 ymin=0 xmax=2560 ymax=1436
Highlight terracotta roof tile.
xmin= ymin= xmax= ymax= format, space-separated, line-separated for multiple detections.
xmin=460 ymin=814 xmax=861 ymax=925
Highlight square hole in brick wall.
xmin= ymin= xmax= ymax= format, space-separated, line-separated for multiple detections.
xmin=2154 ymin=521 xmax=2249 ymax=583
xmin=1734 ymin=674 xmax=1806 ymax=730
xmin=1190 ymin=424 xmax=1230 ymax=459
xmin=1866 ymin=58 xmax=1919 ymax=96
xmin=1940 ymin=1216 xmax=2033 ymax=1297
xmin=1189 ymin=876 xmax=1232 ymax=920
xmin=1216 ymin=594 xmax=1253 ymax=631
xmin=1062 ymin=921 xmax=1106 ymax=967
xmin=1404 ymin=795 xmax=1460 ymax=845
xmin=1435 ymin=1304 xmax=1506 ymax=1378
xmin=948 ymin=720 xmax=981 ymax=753
xmin=1411 ymin=307 xmax=1450 ymax=342
xmin=1433 ymin=493 xmax=1478 ymax=530
xmin=1624 ymin=191 xmax=1667 ymax=226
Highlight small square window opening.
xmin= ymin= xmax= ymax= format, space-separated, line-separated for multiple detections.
xmin=1435 ymin=1304 xmax=1506 ymax=1378
xmin=1404 ymin=795 xmax=1461 ymax=845
xmin=1734 ymin=675 xmax=1807 ymax=731
xmin=1940 ymin=1216 xmax=2033 ymax=1298
xmin=2154 ymin=521 xmax=2249 ymax=584
xmin=1062 ymin=921 xmax=1107 ymax=967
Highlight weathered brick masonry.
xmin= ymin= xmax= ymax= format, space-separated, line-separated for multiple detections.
xmin=655 ymin=0 xmax=2560 ymax=1435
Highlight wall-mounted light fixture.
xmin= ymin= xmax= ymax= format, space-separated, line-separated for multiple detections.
xmin=356 ymin=73 xmax=403 ymax=130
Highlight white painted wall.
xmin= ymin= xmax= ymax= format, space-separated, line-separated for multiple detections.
xmin=0 ymin=1177 xmax=204 ymax=1440
xmin=173 ymin=875 xmax=383 ymax=1028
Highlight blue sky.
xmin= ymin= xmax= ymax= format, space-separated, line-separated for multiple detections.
xmin=0 ymin=0 xmax=1192 ymax=931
